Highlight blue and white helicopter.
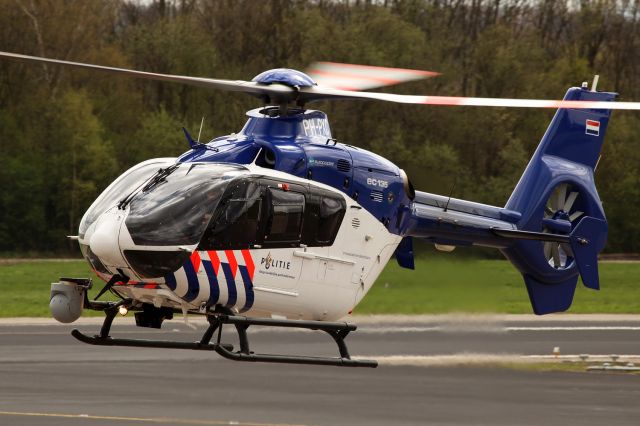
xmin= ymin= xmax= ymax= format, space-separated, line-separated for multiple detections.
xmin=2 ymin=51 xmax=637 ymax=368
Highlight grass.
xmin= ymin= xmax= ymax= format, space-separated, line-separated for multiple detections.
xmin=0 ymin=256 xmax=639 ymax=317
xmin=356 ymin=256 xmax=640 ymax=314
xmin=0 ymin=259 xmax=106 ymax=317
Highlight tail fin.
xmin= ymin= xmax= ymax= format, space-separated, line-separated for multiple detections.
xmin=502 ymin=86 xmax=614 ymax=314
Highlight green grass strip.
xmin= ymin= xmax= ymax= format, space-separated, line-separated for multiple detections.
xmin=0 ymin=257 xmax=639 ymax=317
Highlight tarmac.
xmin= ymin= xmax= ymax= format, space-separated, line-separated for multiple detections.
xmin=0 ymin=315 xmax=639 ymax=426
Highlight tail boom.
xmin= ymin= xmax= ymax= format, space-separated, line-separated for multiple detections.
xmin=405 ymin=192 xmax=519 ymax=249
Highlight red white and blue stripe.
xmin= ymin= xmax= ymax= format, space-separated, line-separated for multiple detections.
xmin=164 ymin=250 xmax=255 ymax=312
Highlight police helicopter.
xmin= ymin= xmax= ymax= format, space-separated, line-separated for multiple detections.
xmin=2 ymin=51 xmax=639 ymax=368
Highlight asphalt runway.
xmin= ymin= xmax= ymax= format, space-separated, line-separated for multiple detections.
xmin=1 ymin=316 xmax=639 ymax=426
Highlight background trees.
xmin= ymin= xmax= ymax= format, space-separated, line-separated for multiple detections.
xmin=1 ymin=0 xmax=639 ymax=253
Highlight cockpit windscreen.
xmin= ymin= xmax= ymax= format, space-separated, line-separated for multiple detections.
xmin=125 ymin=163 xmax=245 ymax=246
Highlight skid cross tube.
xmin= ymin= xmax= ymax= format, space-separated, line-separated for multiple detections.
xmin=71 ymin=304 xmax=377 ymax=368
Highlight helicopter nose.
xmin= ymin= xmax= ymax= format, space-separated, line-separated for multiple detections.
xmin=89 ymin=213 xmax=123 ymax=267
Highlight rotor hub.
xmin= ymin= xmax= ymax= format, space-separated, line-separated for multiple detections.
xmin=252 ymin=68 xmax=317 ymax=88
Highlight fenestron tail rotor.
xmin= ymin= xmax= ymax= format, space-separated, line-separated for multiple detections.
xmin=542 ymin=183 xmax=584 ymax=269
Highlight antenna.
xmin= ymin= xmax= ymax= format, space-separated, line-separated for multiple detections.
xmin=197 ymin=116 xmax=205 ymax=142
xmin=443 ymin=179 xmax=456 ymax=212
xmin=591 ymin=75 xmax=599 ymax=92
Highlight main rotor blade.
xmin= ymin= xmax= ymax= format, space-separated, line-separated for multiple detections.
xmin=306 ymin=62 xmax=439 ymax=91
xmin=7 ymin=50 xmax=640 ymax=110
xmin=299 ymin=86 xmax=640 ymax=110
xmin=0 ymin=51 xmax=295 ymax=101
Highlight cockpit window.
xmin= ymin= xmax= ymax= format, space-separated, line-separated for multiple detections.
xmin=125 ymin=163 xmax=244 ymax=246
xmin=198 ymin=180 xmax=264 ymax=250
xmin=79 ymin=159 xmax=174 ymax=238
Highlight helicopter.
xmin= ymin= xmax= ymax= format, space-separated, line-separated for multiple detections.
xmin=2 ymin=51 xmax=639 ymax=368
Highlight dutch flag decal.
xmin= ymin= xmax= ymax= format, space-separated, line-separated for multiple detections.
xmin=585 ymin=119 xmax=600 ymax=136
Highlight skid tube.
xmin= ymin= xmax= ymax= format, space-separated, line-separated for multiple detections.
xmin=71 ymin=300 xmax=377 ymax=368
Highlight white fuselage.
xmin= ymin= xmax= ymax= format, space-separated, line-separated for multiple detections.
xmin=80 ymin=160 xmax=401 ymax=321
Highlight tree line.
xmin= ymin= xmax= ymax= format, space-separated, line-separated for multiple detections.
xmin=0 ymin=0 xmax=639 ymax=254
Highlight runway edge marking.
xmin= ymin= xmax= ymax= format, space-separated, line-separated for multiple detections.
xmin=0 ymin=411 xmax=305 ymax=426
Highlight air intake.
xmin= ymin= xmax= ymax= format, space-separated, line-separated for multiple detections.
xmin=351 ymin=218 xmax=361 ymax=229
xmin=370 ymin=190 xmax=383 ymax=202
xmin=337 ymin=159 xmax=351 ymax=172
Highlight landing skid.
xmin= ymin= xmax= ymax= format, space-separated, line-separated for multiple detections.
xmin=72 ymin=300 xmax=377 ymax=368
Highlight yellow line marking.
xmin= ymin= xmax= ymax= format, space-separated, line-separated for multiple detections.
xmin=0 ymin=411 xmax=305 ymax=426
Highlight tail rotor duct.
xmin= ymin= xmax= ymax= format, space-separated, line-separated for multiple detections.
xmin=542 ymin=184 xmax=584 ymax=269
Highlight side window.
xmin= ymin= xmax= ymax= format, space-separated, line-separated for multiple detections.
xmin=198 ymin=179 xmax=344 ymax=250
xmin=301 ymin=191 xmax=346 ymax=246
xmin=264 ymin=188 xmax=304 ymax=246
xmin=316 ymin=196 xmax=345 ymax=244
xmin=198 ymin=181 xmax=264 ymax=250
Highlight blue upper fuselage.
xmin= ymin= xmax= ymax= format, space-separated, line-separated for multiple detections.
xmin=178 ymin=107 xmax=411 ymax=235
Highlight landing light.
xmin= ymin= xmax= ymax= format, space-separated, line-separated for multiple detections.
xmin=119 ymin=306 xmax=129 ymax=316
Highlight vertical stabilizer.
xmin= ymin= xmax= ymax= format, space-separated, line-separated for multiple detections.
xmin=501 ymin=86 xmax=614 ymax=314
